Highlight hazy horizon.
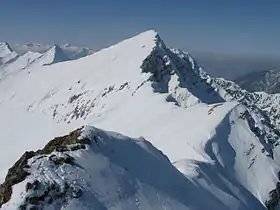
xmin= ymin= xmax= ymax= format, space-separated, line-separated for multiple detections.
xmin=1 ymin=0 xmax=280 ymax=56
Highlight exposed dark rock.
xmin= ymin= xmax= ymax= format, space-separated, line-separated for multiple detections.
xmin=22 ymin=174 xmax=83 ymax=208
xmin=69 ymin=144 xmax=86 ymax=151
xmin=70 ymin=185 xmax=83 ymax=198
xmin=68 ymin=93 xmax=83 ymax=104
xmin=0 ymin=127 xmax=90 ymax=207
xmin=0 ymin=151 xmax=35 ymax=207
xmin=49 ymin=154 xmax=74 ymax=165
xmin=26 ymin=180 xmax=41 ymax=193
xmin=77 ymin=137 xmax=91 ymax=145
xmin=265 ymin=180 xmax=280 ymax=210
xmin=26 ymin=182 xmax=33 ymax=191
xmin=38 ymin=127 xmax=83 ymax=155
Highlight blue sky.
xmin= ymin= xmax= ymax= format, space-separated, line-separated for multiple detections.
xmin=0 ymin=0 xmax=279 ymax=55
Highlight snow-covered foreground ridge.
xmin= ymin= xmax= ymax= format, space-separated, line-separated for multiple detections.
xmin=0 ymin=126 xmax=267 ymax=209
xmin=1 ymin=30 xmax=280 ymax=209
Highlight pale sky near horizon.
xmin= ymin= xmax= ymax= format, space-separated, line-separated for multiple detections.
xmin=0 ymin=0 xmax=279 ymax=56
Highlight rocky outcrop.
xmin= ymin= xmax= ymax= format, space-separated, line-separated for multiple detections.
xmin=265 ymin=172 xmax=280 ymax=210
xmin=0 ymin=127 xmax=90 ymax=208
xmin=0 ymin=151 xmax=35 ymax=206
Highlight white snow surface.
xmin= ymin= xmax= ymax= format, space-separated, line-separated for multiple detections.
xmin=2 ymin=126 xmax=265 ymax=210
xmin=0 ymin=30 xmax=279 ymax=209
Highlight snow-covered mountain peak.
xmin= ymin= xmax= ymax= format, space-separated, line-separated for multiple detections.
xmin=0 ymin=42 xmax=13 ymax=58
xmin=41 ymin=44 xmax=70 ymax=65
xmin=108 ymin=30 xmax=159 ymax=50
xmin=0 ymin=42 xmax=19 ymax=66
xmin=10 ymin=42 xmax=94 ymax=60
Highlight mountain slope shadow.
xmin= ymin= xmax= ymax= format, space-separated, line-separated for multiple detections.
xmin=204 ymin=113 xmax=265 ymax=209
xmin=86 ymin=127 xmax=259 ymax=210
xmin=167 ymin=49 xmax=225 ymax=104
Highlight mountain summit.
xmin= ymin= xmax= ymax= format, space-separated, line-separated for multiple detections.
xmin=0 ymin=42 xmax=18 ymax=65
xmin=0 ymin=30 xmax=280 ymax=209
xmin=0 ymin=42 xmax=13 ymax=58
xmin=41 ymin=44 xmax=70 ymax=65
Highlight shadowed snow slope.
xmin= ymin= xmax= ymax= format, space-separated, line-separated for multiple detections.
xmin=41 ymin=45 xmax=70 ymax=65
xmin=2 ymin=126 xmax=263 ymax=210
xmin=0 ymin=30 xmax=280 ymax=209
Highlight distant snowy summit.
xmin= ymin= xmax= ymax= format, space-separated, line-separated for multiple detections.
xmin=40 ymin=44 xmax=70 ymax=65
xmin=0 ymin=42 xmax=19 ymax=65
xmin=0 ymin=42 xmax=13 ymax=57
xmin=11 ymin=42 xmax=94 ymax=60
xmin=0 ymin=42 xmax=94 ymax=80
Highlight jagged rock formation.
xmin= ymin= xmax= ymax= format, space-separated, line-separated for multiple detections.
xmin=0 ymin=127 xmax=88 ymax=208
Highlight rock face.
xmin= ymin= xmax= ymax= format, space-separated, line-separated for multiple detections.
xmin=0 ymin=151 xmax=35 ymax=207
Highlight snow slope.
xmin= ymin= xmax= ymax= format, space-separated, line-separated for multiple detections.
xmin=0 ymin=30 xmax=280 ymax=209
xmin=0 ymin=45 xmax=70 ymax=81
xmin=0 ymin=51 xmax=41 ymax=79
xmin=2 ymin=126 xmax=264 ymax=210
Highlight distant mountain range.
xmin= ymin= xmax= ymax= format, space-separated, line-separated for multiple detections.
xmin=235 ymin=68 xmax=280 ymax=94
xmin=10 ymin=42 xmax=95 ymax=60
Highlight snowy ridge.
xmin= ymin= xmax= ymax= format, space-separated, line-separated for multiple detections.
xmin=0 ymin=45 xmax=70 ymax=81
xmin=11 ymin=42 xmax=94 ymax=59
xmin=39 ymin=45 xmax=70 ymax=65
xmin=0 ymin=30 xmax=280 ymax=209
xmin=214 ymin=77 xmax=280 ymax=131
xmin=0 ymin=51 xmax=41 ymax=80
xmin=1 ymin=126 xmax=265 ymax=210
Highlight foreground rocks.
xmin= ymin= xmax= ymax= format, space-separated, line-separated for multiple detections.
xmin=0 ymin=127 xmax=90 ymax=208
